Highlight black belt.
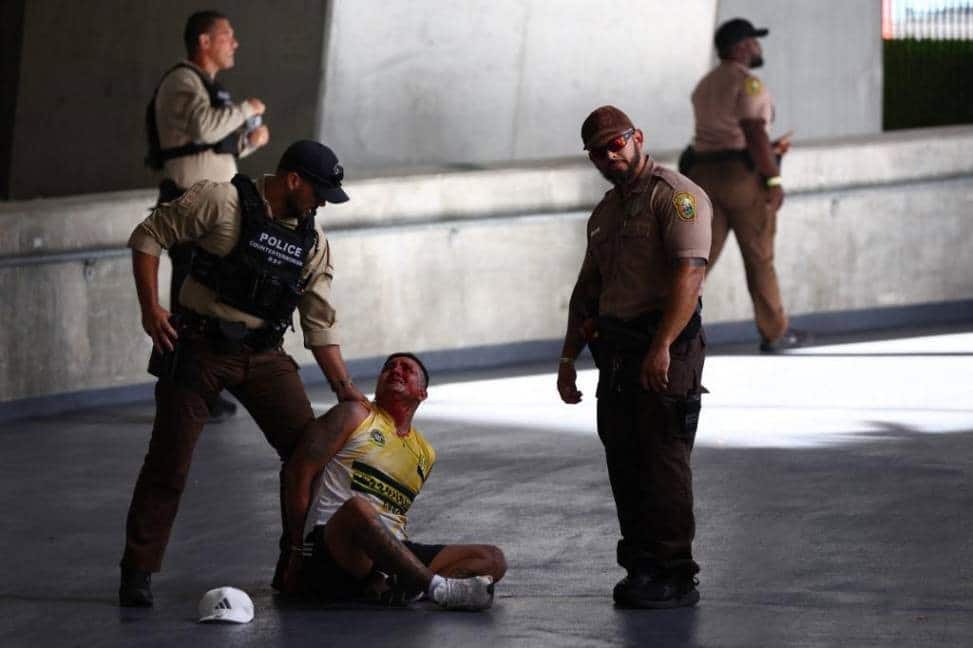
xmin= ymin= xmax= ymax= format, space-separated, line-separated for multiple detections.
xmin=679 ymin=145 xmax=754 ymax=174
xmin=597 ymin=300 xmax=703 ymax=354
xmin=691 ymin=148 xmax=752 ymax=165
xmin=178 ymin=312 xmax=283 ymax=353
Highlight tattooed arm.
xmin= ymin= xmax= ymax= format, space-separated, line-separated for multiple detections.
xmin=283 ymin=401 xmax=369 ymax=552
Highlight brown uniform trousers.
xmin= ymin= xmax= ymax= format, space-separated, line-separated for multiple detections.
xmin=595 ymin=325 xmax=705 ymax=578
xmin=121 ymin=332 xmax=314 ymax=572
xmin=688 ymin=159 xmax=788 ymax=341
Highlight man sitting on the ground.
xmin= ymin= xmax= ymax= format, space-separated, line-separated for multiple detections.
xmin=278 ymin=352 xmax=506 ymax=610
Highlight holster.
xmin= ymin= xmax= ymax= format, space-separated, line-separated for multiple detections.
xmin=146 ymin=314 xmax=213 ymax=397
xmin=147 ymin=314 xmax=186 ymax=380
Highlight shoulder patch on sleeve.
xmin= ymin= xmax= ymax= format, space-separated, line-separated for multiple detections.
xmin=673 ymin=192 xmax=697 ymax=222
xmin=745 ymin=76 xmax=763 ymax=96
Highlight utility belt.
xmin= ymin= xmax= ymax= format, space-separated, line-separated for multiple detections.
xmin=180 ymin=312 xmax=285 ymax=354
xmin=590 ymin=301 xmax=703 ymax=395
xmin=148 ymin=312 xmax=284 ymax=380
xmin=678 ymin=145 xmax=753 ymax=174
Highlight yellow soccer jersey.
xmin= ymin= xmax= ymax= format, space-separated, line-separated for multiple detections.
xmin=303 ymin=403 xmax=436 ymax=542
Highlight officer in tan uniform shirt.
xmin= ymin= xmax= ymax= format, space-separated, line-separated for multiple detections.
xmin=685 ymin=18 xmax=809 ymax=352
xmin=148 ymin=10 xmax=271 ymax=418
xmin=558 ymin=106 xmax=711 ymax=609
xmin=119 ymin=140 xmax=364 ymax=608
xmin=152 ymin=11 xmax=268 ymax=193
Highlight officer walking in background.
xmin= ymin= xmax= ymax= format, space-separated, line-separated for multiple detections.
xmin=145 ymin=10 xmax=270 ymax=418
xmin=119 ymin=140 xmax=365 ymax=607
xmin=683 ymin=18 xmax=809 ymax=352
xmin=557 ymin=106 xmax=711 ymax=608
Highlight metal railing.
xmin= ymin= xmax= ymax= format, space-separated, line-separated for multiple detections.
xmin=883 ymin=0 xmax=973 ymax=39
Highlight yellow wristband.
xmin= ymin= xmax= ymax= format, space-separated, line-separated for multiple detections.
xmin=558 ymin=356 xmax=575 ymax=365
xmin=765 ymin=176 xmax=783 ymax=188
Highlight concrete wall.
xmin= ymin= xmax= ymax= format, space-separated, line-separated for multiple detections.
xmin=2 ymin=0 xmax=883 ymax=198
xmin=2 ymin=126 xmax=971 ymax=411
xmin=6 ymin=0 xmax=326 ymax=199
xmin=319 ymin=0 xmax=883 ymax=171
xmin=716 ymin=0 xmax=883 ymax=141
xmin=318 ymin=0 xmax=716 ymax=172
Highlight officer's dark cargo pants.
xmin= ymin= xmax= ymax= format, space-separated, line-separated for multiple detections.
xmin=121 ymin=333 xmax=315 ymax=572
xmin=596 ymin=330 xmax=705 ymax=576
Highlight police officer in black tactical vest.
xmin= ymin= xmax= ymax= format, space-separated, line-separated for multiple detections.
xmin=145 ymin=10 xmax=270 ymax=421
xmin=119 ymin=140 xmax=364 ymax=607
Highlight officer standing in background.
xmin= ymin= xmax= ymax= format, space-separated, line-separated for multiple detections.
xmin=684 ymin=18 xmax=809 ymax=352
xmin=146 ymin=10 xmax=270 ymax=418
xmin=119 ymin=140 xmax=365 ymax=607
xmin=557 ymin=106 xmax=710 ymax=608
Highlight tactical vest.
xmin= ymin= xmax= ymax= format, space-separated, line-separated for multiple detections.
xmin=144 ymin=63 xmax=238 ymax=170
xmin=190 ymin=175 xmax=319 ymax=330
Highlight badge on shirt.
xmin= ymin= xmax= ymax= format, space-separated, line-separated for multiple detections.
xmin=673 ymin=192 xmax=697 ymax=222
xmin=745 ymin=77 xmax=763 ymax=96
xmin=369 ymin=428 xmax=386 ymax=447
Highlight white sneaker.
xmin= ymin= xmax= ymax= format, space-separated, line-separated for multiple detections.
xmin=431 ymin=575 xmax=495 ymax=611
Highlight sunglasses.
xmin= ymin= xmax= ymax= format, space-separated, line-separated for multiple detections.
xmin=588 ymin=129 xmax=635 ymax=158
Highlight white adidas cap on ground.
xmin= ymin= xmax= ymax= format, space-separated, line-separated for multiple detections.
xmin=198 ymin=586 xmax=254 ymax=624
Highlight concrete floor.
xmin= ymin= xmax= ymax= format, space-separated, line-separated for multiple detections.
xmin=1 ymin=326 xmax=972 ymax=647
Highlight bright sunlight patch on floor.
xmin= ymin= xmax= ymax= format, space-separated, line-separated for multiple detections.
xmin=319 ymin=333 xmax=973 ymax=449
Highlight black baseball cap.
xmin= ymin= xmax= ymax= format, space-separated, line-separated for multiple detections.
xmin=715 ymin=18 xmax=768 ymax=52
xmin=278 ymin=140 xmax=349 ymax=204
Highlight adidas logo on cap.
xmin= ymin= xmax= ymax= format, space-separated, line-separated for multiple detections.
xmin=198 ymin=586 xmax=253 ymax=624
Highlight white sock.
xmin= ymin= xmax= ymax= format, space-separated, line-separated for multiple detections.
xmin=426 ymin=574 xmax=446 ymax=599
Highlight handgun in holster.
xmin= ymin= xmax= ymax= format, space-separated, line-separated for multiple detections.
xmin=147 ymin=314 xmax=185 ymax=380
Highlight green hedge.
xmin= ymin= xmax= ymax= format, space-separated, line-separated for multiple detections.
xmin=883 ymin=38 xmax=973 ymax=130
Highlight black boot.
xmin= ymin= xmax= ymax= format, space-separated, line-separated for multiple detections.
xmin=119 ymin=565 xmax=153 ymax=607
xmin=760 ymin=328 xmax=813 ymax=353
xmin=613 ymin=559 xmax=699 ymax=609
xmin=271 ymin=549 xmax=286 ymax=592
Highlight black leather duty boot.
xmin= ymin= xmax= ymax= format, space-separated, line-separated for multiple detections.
xmin=119 ymin=565 xmax=154 ymax=607
xmin=613 ymin=557 xmax=700 ymax=609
